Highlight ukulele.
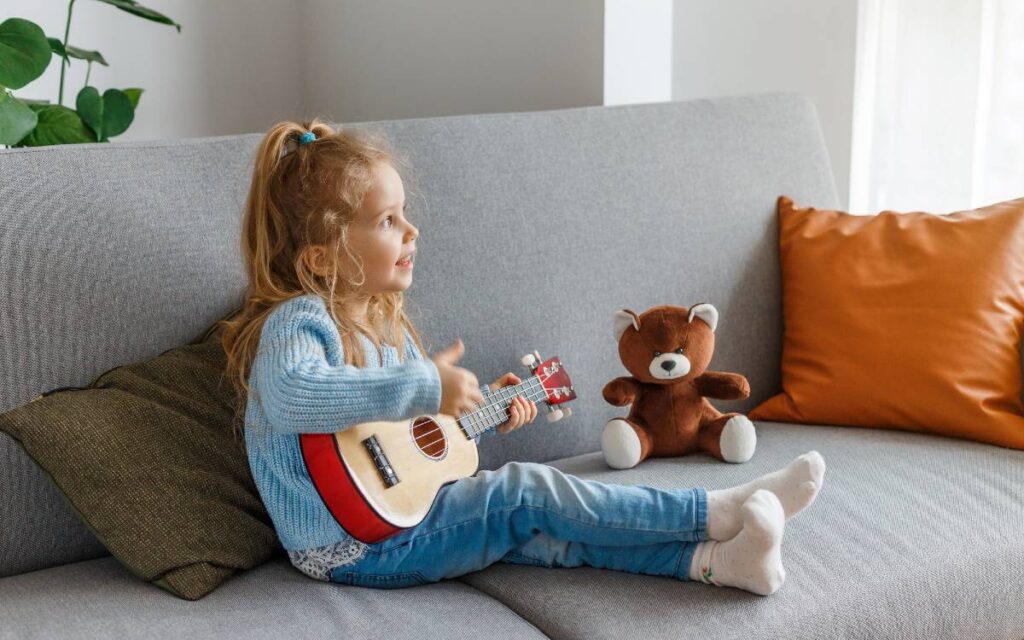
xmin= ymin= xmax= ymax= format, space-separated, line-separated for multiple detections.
xmin=299 ymin=350 xmax=577 ymax=544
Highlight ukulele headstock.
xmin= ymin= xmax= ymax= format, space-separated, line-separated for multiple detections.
xmin=521 ymin=351 xmax=577 ymax=420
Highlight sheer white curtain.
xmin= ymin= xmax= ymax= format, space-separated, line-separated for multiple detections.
xmin=850 ymin=0 xmax=1024 ymax=214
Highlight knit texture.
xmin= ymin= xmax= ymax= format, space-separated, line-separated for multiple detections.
xmin=245 ymin=293 xmax=485 ymax=554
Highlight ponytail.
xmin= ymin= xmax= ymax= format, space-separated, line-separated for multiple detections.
xmin=242 ymin=120 xmax=335 ymax=296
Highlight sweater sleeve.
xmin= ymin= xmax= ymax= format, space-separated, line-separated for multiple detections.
xmin=255 ymin=303 xmax=442 ymax=435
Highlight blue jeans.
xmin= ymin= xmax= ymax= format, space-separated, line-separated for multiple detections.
xmin=328 ymin=460 xmax=709 ymax=588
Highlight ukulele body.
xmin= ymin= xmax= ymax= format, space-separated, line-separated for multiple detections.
xmin=300 ymin=412 xmax=479 ymax=544
xmin=299 ymin=352 xmax=576 ymax=544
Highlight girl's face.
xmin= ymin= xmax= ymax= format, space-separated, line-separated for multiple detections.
xmin=307 ymin=161 xmax=419 ymax=297
xmin=349 ymin=161 xmax=419 ymax=293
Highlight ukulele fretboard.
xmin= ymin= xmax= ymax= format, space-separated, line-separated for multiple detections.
xmin=458 ymin=377 xmax=547 ymax=438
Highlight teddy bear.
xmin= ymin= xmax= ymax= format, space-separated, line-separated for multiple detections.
xmin=600 ymin=303 xmax=757 ymax=468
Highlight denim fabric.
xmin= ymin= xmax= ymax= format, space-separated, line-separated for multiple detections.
xmin=328 ymin=460 xmax=709 ymax=588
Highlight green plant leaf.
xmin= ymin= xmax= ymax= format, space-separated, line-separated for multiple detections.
xmin=91 ymin=0 xmax=182 ymax=32
xmin=47 ymin=37 xmax=65 ymax=60
xmin=0 ymin=18 xmax=52 ymax=90
xmin=76 ymin=86 xmax=134 ymax=141
xmin=122 ymin=87 xmax=143 ymax=109
xmin=0 ymin=91 xmax=39 ymax=145
xmin=15 ymin=104 xmax=95 ymax=146
xmin=48 ymin=38 xmax=109 ymax=66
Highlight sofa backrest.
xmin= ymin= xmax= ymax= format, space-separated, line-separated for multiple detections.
xmin=0 ymin=92 xmax=839 ymax=577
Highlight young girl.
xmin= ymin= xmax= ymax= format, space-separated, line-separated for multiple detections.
xmin=219 ymin=118 xmax=827 ymax=597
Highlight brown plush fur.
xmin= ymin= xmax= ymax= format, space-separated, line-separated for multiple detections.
xmin=603 ymin=304 xmax=751 ymax=463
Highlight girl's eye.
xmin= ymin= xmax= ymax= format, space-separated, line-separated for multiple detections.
xmin=381 ymin=216 xmax=393 ymax=230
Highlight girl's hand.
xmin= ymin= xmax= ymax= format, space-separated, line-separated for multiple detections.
xmin=489 ymin=372 xmax=538 ymax=434
xmin=432 ymin=339 xmax=485 ymax=418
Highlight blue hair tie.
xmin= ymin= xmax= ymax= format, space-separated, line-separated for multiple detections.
xmin=299 ymin=131 xmax=317 ymax=145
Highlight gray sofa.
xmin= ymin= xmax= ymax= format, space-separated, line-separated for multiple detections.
xmin=1 ymin=93 xmax=1022 ymax=639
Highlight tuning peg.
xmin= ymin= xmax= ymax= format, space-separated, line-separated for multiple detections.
xmin=561 ymin=406 xmax=572 ymax=419
xmin=521 ymin=353 xmax=536 ymax=367
xmin=546 ymin=408 xmax=564 ymax=422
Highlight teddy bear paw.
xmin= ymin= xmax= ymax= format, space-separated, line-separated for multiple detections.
xmin=601 ymin=419 xmax=642 ymax=469
xmin=720 ymin=415 xmax=757 ymax=463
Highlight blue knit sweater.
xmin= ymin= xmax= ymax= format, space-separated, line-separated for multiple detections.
xmin=244 ymin=292 xmax=486 ymax=552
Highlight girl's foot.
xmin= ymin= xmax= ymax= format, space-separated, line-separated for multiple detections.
xmin=688 ymin=489 xmax=786 ymax=596
xmin=704 ymin=450 xmax=825 ymax=541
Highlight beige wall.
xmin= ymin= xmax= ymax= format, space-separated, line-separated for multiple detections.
xmin=303 ymin=0 xmax=604 ymax=123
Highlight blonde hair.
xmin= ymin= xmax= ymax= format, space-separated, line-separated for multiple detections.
xmin=217 ymin=117 xmax=430 ymax=439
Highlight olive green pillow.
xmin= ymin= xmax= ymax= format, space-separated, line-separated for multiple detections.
xmin=0 ymin=313 xmax=282 ymax=600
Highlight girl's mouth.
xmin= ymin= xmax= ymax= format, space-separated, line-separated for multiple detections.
xmin=396 ymin=253 xmax=414 ymax=268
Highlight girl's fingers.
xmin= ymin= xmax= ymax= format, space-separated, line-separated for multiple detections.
xmin=517 ymin=396 xmax=531 ymax=429
xmin=492 ymin=373 xmax=520 ymax=393
xmin=500 ymin=402 xmax=517 ymax=433
xmin=505 ymin=398 xmax=522 ymax=433
xmin=509 ymin=398 xmax=520 ymax=431
xmin=499 ymin=396 xmax=538 ymax=433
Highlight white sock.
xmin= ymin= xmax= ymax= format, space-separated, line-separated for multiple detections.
xmin=688 ymin=489 xmax=786 ymax=596
xmin=705 ymin=450 xmax=825 ymax=541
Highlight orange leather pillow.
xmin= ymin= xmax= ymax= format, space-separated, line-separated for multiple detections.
xmin=749 ymin=195 xmax=1024 ymax=450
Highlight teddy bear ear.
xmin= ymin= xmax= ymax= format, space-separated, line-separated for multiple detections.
xmin=613 ymin=309 xmax=641 ymax=342
xmin=687 ymin=303 xmax=719 ymax=332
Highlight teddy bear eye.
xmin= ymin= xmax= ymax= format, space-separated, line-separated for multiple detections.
xmin=675 ymin=347 xmax=685 ymax=354
xmin=653 ymin=351 xmax=662 ymax=357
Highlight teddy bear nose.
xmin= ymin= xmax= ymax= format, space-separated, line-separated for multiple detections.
xmin=661 ymin=360 xmax=676 ymax=371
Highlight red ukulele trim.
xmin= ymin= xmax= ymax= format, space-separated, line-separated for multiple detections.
xmin=299 ymin=433 xmax=401 ymax=543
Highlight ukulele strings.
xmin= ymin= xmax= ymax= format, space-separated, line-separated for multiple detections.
xmin=465 ymin=367 xmax=552 ymax=434
xmin=411 ymin=380 xmax=548 ymax=446
xmin=412 ymin=371 xmax=552 ymax=447
xmin=415 ymin=384 xmax=549 ymax=449
xmin=414 ymin=377 xmax=548 ymax=448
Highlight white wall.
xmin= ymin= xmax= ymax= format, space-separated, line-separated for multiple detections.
xmin=302 ymin=0 xmax=603 ymax=123
xmin=8 ymin=0 xmax=304 ymax=141
xmin=604 ymin=0 xmax=673 ymax=106
xmin=8 ymin=0 xmax=857 ymax=199
xmin=672 ymin=0 xmax=859 ymax=208
xmin=6 ymin=0 xmax=603 ymax=141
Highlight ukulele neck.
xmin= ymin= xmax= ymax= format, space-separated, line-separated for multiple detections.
xmin=457 ymin=377 xmax=546 ymax=439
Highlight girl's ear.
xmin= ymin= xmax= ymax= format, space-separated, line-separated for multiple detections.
xmin=301 ymin=245 xmax=330 ymax=277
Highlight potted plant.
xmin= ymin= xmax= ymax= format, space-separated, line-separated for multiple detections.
xmin=0 ymin=0 xmax=180 ymax=148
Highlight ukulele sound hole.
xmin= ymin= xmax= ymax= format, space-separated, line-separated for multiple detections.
xmin=411 ymin=416 xmax=447 ymax=459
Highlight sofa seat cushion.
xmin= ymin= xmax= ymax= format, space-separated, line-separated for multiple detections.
xmin=0 ymin=553 xmax=548 ymax=640
xmin=458 ymin=421 xmax=1024 ymax=640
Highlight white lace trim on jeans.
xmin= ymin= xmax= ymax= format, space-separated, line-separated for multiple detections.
xmin=287 ymin=537 xmax=369 ymax=581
